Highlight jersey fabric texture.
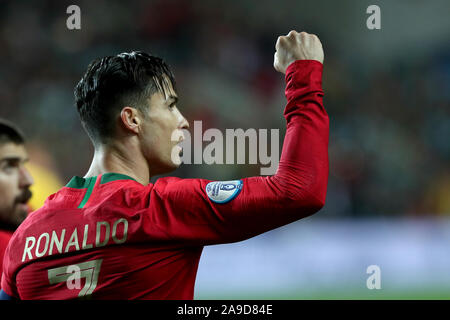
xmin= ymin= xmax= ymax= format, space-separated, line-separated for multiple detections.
xmin=1 ymin=60 xmax=329 ymax=300
xmin=0 ymin=230 xmax=13 ymax=290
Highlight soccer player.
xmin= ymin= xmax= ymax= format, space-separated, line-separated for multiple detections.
xmin=0 ymin=120 xmax=33 ymax=291
xmin=0 ymin=30 xmax=328 ymax=300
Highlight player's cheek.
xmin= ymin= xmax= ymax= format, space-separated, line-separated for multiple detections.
xmin=0 ymin=190 xmax=14 ymax=218
xmin=0 ymin=178 xmax=15 ymax=203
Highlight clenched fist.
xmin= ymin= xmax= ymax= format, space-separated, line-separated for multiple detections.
xmin=273 ymin=30 xmax=324 ymax=74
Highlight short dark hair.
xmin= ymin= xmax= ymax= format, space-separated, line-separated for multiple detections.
xmin=0 ymin=119 xmax=25 ymax=145
xmin=74 ymin=51 xmax=176 ymax=144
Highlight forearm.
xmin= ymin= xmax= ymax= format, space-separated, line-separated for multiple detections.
xmin=273 ymin=59 xmax=329 ymax=207
xmin=228 ymin=60 xmax=329 ymax=237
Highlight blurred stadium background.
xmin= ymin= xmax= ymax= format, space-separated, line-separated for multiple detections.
xmin=1 ymin=0 xmax=449 ymax=299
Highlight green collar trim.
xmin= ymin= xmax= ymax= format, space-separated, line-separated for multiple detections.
xmin=66 ymin=176 xmax=94 ymax=189
xmin=100 ymin=173 xmax=137 ymax=184
xmin=77 ymin=177 xmax=96 ymax=209
xmin=66 ymin=173 xmax=137 ymax=189
xmin=66 ymin=173 xmax=137 ymax=209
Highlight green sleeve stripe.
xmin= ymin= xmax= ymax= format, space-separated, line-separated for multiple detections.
xmin=77 ymin=177 xmax=97 ymax=209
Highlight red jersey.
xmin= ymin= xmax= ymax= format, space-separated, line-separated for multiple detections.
xmin=0 ymin=230 xmax=13 ymax=290
xmin=1 ymin=60 xmax=329 ymax=300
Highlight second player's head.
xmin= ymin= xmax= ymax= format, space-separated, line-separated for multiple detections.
xmin=75 ymin=51 xmax=189 ymax=177
xmin=0 ymin=119 xmax=33 ymax=230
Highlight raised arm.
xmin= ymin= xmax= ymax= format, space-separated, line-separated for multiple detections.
xmin=146 ymin=31 xmax=329 ymax=245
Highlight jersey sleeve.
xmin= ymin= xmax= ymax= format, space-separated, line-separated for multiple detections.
xmin=1 ymin=240 xmax=19 ymax=299
xmin=146 ymin=60 xmax=329 ymax=245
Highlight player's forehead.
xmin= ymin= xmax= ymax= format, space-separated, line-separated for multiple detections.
xmin=0 ymin=142 xmax=28 ymax=161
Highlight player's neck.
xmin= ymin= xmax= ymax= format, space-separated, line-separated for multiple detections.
xmin=84 ymin=142 xmax=150 ymax=185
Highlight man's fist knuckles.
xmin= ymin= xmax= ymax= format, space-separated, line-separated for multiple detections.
xmin=273 ymin=30 xmax=324 ymax=74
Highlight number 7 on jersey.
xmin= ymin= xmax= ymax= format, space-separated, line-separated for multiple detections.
xmin=48 ymin=259 xmax=103 ymax=297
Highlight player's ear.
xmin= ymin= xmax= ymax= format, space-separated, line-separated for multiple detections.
xmin=120 ymin=106 xmax=141 ymax=134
